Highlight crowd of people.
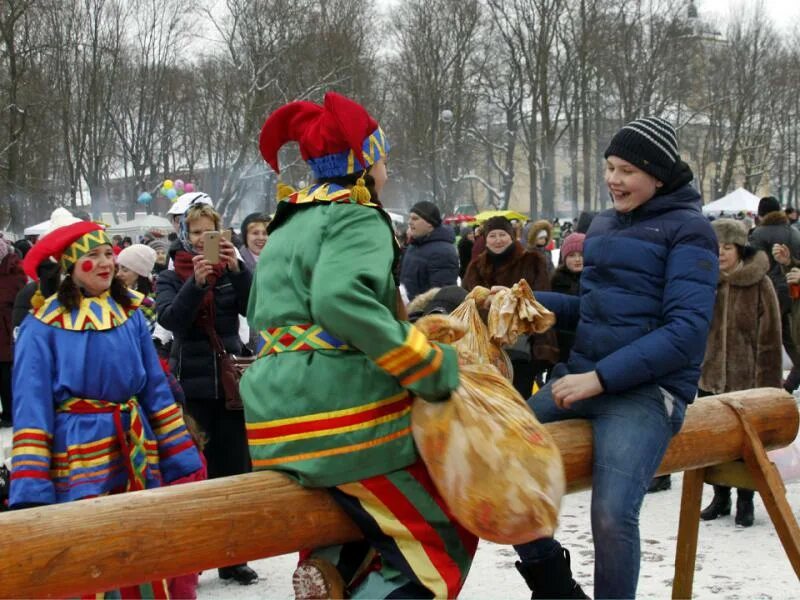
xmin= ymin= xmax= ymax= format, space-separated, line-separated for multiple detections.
xmin=0 ymin=92 xmax=795 ymax=599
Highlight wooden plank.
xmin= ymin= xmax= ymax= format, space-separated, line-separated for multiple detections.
xmin=672 ymin=468 xmax=706 ymax=599
xmin=703 ymin=461 xmax=756 ymax=489
xmin=0 ymin=388 xmax=795 ymax=597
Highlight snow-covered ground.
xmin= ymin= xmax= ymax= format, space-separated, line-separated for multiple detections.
xmin=197 ymin=478 xmax=800 ymax=598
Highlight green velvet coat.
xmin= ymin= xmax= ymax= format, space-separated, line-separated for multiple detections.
xmin=241 ymin=184 xmax=459 ymax=488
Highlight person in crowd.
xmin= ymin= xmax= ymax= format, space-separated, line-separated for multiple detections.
xmin=0 ymin=236 xmax=25 ymax=427
xmin=148 ymin=238 xmax=170 ymax=275
xmin=155 ymin=202 xmax=257 ymax=585
xmin=165 ymin=192 xmax=214 ymax=234
xmin=121 ymin=236 xmax=133 ymax=249
xmin=13 ymin=239 xmax=31 ymax=259
xmin=511 ymin=117 xmax=718 ymax=599
xmin=786 ymin=206 xmax=799 ymax=227
xmin=575 ymin=210 xmax=597 ymax=234
xmin=552 ymin=218 xmax=562 ymax=247
xmin=693 ymin=219 xmax=781 ymax=527
xmin=406 ymin=285 xmax=468 ymax=323
xmin=550 ymin=232 xmax=585 ymax=365
xmin=399 ymin=200 xmax=460 ymax=301
xmin=117 ymin=244 xmax=158 ymax=333
xmin=748 ymin=196 xmax=800 ymax=392
xmin=527 ymin=219 xmax=555 ymax=275
xmin=470 ymin=224 xmax=486 ymax=262
xmin=457 ymin=225 xmax=475 ymax=279
xmin=13 ymin=209 xmax=85 ymax=329
xmin=246 ymin=91 xmax=475 ymax=598
xmin=238 ymin=212 xmax=270 ymax=274
xmin=462 ymin=216 xmax=559 ymax=398
xmin=10 ymin=220 xmax=203 ymax=596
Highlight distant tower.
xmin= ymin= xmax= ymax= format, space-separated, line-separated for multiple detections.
xmin=688 ymin=0 xmax=699 ymax=19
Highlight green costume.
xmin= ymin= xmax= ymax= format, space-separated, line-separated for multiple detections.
xmin=241 ymin=183 xmax=459 ymax=487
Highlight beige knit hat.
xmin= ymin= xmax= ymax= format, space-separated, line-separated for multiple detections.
xmin=117 ymin=244 xmax=156 ymax=277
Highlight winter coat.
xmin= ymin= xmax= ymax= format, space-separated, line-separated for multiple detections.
xmin=550 ymin=266 xmax=581 ymax=364
xmin=698 ymin=251 xmax=782 ymax=394
xmin=0 ymin=253 xmax=25 ymax=361
xmin=535 ymin=184 xmax=719 ymax=405
xmin=156 ymin=260 xmax=252 ymax=401
xmin=457 ymin=236 xmax=474 ymax=278
xmin=748 ymin=211 xmax=800 ymax=314
xmin=462 ymin=244 xmax=559 ymax=365
xmin=399 ymin=225 xmax=459 ymax=300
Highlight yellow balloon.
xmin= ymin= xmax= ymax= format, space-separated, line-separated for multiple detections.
xmin=163 ymin=179 xmax=174 ymax=189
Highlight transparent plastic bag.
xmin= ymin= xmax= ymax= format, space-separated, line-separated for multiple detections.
xmin=412 ymin=315 xmax=565 ymax=544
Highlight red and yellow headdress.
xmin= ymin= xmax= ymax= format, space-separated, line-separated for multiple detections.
xmin=259 ymin=92 xmax=390 ymax=200
xmin=23 ymin=221 xmax=112 ymax=281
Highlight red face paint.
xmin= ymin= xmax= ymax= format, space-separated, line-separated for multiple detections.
xmin=80 ymin=260 xmax=94 ymax=273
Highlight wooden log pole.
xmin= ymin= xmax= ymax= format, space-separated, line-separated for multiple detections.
xmin=0 ymin=388 xmax=796 ymax=597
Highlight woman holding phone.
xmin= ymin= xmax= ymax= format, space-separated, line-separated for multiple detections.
xmin=155 ymin=202 xmax=258 ymax=585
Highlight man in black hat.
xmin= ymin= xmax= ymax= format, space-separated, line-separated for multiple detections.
xmin=399 ymin=201 xmax=459 ymax=301
xmin=750 ymin=195 xmax=800 ymax=391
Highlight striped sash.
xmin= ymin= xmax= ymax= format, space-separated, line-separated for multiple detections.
xmin=58 ymin=397 xmax=148 ymax=492
xmin=257 ymin=323 xmax=351 ymax=357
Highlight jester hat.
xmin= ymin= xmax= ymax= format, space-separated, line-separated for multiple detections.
xmin=259 ymin=91 xmax=390 ymax=180
xmin=23 ymin=221 xmax=113 ymax=280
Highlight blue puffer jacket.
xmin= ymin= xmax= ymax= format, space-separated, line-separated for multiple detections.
xmin=537 ymin=184 xmax=719 ymax=404
xmin=400 ymin=225 xmax=459 ymax=300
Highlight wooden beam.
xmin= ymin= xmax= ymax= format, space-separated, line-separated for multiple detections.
xmin=0 ymin=388 xmax=796 ymax=597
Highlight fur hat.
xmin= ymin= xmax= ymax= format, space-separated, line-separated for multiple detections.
xmin=560 ymin=233 xmax=585 ymax=261
xmin=118 ymin=244 xmax=156 ymax=278
xmin=410 ymin=201 xmax=442 ymax=228
xmin=484 ymin=216 xmax=514 ymax=237
xmin=712 ymin=218 xmax=747 ymax=247
xmin=260 ymin=92 xmax=389 ymax=180
xmin=604 ymin=116 xmax=679 ymax=184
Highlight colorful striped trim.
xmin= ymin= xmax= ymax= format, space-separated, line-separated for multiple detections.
xmin=58 ymin=397 xmax=149 ymax=491
xmin=256 ymin=323 xmax=351 ymax=357
xmin=11 ymin=428 xmax=53 ymax=481
xmin=247 ymin=391 xmax=412 ymax=445
xmin=33 ymin=289 xmax=144 ymax=331
xmin=305 ymin=127 xmax=390 ymax=180
xmin=375 ymin=326 xmax=444 ymax=385
xmin=283 ymin=183 xmax=379 ymax=208
xmin=59 ymin=229 xmax=113 ymax=271
xmin=250 ymin=426 xmax=412 ymax=468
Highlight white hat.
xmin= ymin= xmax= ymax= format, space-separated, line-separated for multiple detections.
xmin=44 ymin=207 xmax=82 ymax=236
xmin=165 ymin=192 xmax=213 ymax=216
xmin=118 ymin=244 xmax=157 ymax=277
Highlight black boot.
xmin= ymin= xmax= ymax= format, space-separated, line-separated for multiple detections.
xmin=735 ymin=490 xmax=755 ymax=527
xmin=516 ymin=548 xmax=589 ymax=599
xmin=219 ymin=563 xmax=258 ymax=585
xmin=700 ymin=485 xmax=731 ymax=521
xmin=646 ymin=475 xmax=671 ymax=493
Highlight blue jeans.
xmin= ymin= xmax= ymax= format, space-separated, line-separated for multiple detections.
xmin=514 ymin=365 xmax=685 ymax=599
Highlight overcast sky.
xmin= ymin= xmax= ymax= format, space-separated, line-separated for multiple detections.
xmin=701 ymin=0 xmax=800 ymax=25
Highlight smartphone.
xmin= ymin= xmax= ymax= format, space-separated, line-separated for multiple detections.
xmin=221 ymin=229 xmax=232 ymax=243
xmin=202 ymin=231 xmax=221 ymax=264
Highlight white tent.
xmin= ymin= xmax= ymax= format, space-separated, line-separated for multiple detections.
xmin=702 ymin=187 xmax=760 ymax=216
xmin=106 ymin=214 xmax=172 ymax=237
xmin=23 ymin=220 xmax=51 ymax=236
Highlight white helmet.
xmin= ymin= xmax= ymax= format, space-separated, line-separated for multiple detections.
xmin=165 ymin=192 xmax=213 ymax=216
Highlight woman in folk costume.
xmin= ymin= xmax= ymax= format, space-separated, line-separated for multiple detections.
xmin=10 ymin=221 xmax=203 ymax=598
xmin=243 ymin=92 xmax=476 ymax=599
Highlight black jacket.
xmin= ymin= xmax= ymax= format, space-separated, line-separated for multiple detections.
xmin=399 ymin=226 xmax=459 ymax=301
xmin=550 ymin=266 xmax=581 ymax=364
xmin=156 ymin=263 xmax=251 ymax=401
xmin=749 ymin=211 xmax=800 ymax=314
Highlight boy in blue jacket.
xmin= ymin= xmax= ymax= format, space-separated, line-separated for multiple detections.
xmin=513 ymin=117 xmax=719 ymax=599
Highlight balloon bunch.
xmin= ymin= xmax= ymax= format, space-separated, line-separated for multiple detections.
xmin=159 ymin=179 xmax=195 ymax=202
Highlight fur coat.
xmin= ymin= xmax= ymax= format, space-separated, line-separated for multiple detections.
xmin=462 ymin=244 xmax=559 ymax=365
xmin=698 ymin=250 xmax=782 ymax=394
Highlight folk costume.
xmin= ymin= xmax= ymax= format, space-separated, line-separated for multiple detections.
xmin=243 ymin=92 xmax=476 ymax=598
xmin=11 ymin=221 xmax=203 ymax=598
